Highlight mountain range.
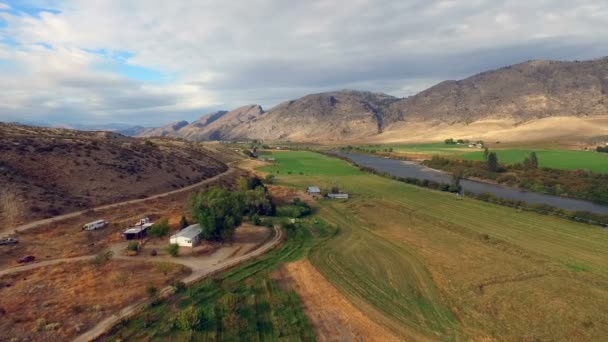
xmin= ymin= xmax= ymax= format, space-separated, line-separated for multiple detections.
xmin=139 ymin=57 xmax=608 ymax=142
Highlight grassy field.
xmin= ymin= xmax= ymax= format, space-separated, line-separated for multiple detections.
xmin=357 ymin=142 xmax=467 ymax=155
xmin=104 ymin=219 xmax=334 ymax=342
xmin=461 ymin=149 xmax=608 ymax=173
xmin=263 ymin=151 xmax=608 ymax=341
xmin=260 ymin=151 xmax=363 ymax=176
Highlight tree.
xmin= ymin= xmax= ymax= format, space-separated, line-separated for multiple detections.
xmin=179 ymin=216 xmax=189 ymax=229
xmin=166 ymin=243 xmax=179 ymax=257
xmin=149 ymin=218 xmax=169 ymax=237
xmin=449 ymin=171 xmax=462 ymax=193
xmin=191 ymin=187 xmax=244 ymax=241
xmin=523 ymin=152 xmax=539 ymax=171
xmin=483 ymin=147 xmax=489 ymax=161
xmin=176 ymin=306 xmax=203 ymax=331
xmin=444 ymin=138 xmax=455 ymax=145
xmin=487 ymin=152 xmax=499 ymax=172
xmin=529 ymin=152 xmax=539 ymax=169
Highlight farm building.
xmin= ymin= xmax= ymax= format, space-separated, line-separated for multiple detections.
xmin=328 ymin=193 xmax=349 ymax=199
xmin=169 ymin=224 xmax=203 ymax=247
xmin=123 ymin=223 xmax=153 ymax=240
xmin=307 ymin=186 xmax=321 ymax=196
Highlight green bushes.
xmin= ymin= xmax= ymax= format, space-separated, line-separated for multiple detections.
xmin=149 ymin=218 xmax=169 ymax=237
xmin=423 ymin=155 xmax=608 ymax=205
xmin=166 ymin=243 xmax=179 ymax=257
xmin=276 ymin=198 xmax=312 ymax=218
xmin=127 ymin=241 xmax=139 ymax=252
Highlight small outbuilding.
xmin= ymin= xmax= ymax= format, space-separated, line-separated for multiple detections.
xmin=307 ymin=186 xmax=321 ymax=196
xmin=328 ymin=193 xmax=349 ymax=199
xmin=169 ymin=224 xmax=203 ymax=247
xmin=123 ymin=223 xmax=153 ymax=240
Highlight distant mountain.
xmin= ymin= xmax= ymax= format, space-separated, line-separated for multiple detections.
xmin=384 ymin=58 xmax=608 ymax=125
xmin=140 ymin=57 xmax=608 ymax=142
xmin=138 ymin=120 xmax=190 ymax=138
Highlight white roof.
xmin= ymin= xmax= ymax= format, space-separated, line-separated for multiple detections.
xmin=170 ymin=224 xmax=202 ymax=240
xmin=85 ymin=219 xmax=106 ymax=226
xmin=123 ymin=223 xmax=153 ymax=234
xmin=307 ymin=186 xmax=321 ymax=193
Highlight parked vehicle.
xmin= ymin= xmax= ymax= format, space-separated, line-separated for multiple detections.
xmin=82 ymin=219 xmax=109 ymax=231
xmin=18 ymin=255 xmax=35 ymax=263
xmin=0 ymin=237 xmax=19 ymax=246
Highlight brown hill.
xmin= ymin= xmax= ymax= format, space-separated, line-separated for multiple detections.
xmin=140 ymin=57 xmax=608 ymax=142
xmin=0 ymin=124 xmax=227 ymax=227
xmin=178 ymin=105 xmax=265 ymax=141
xmin=385 ymin=58 xmax=608 ymax=125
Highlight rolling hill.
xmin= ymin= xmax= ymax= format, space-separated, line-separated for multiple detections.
xmin=140 ymin=57 xmax=608 ymax=142
xmin=0 ymin=123 xmax=227 ymax=227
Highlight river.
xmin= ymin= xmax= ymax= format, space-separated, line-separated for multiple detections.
xmin=335 ymin=152 xmax=608 ymax=215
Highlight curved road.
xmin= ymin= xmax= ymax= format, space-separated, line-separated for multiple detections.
xmin=1 ymin=224 xmax=282 ymax=342
xmin=1 ymin=166 xmax=235 ymax=238
xmin=73 ymin=224 xmax=282 ymax=342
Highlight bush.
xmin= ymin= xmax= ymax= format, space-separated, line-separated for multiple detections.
xmin=166 ymin=243 xmax=179 ymax=257
xmin=91 ymin=250 xmax=113 ymax=269
xmin=149 ymin=218 xmax=170 ymax=237
xmin=127 ymin=241 xmax=139 ymax=252
xmin=171 ymin=280 xmax=187 ymax=293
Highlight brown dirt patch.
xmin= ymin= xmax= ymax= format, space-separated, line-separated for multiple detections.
xmin=0 ymin=259 xmax=190 ymax=341
xmin=277 ymin=259 xmax=400 ymax=342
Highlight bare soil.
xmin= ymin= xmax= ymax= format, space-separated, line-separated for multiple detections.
xmin=276 ymin=260 xmax=400 ymax=342
xmin=0 ymin=259 xmax=190 ymax=341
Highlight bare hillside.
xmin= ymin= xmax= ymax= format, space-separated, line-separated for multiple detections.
xmin=0 ymin=124 xmax=227 ymax=227
xmin=139 ymin=57 xmax=608 ymax=142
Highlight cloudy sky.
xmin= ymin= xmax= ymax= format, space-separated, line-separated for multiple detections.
xmin=0 ymin=0 xmax=607 ymax=126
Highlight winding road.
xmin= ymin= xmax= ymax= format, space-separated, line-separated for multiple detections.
xmin=1 ymin=166 xmax=235 ymax=238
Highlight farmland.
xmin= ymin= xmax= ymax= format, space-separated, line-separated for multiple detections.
xmin=103 ymin=217 xmax=334 ymax=341
xmin=461 ymin=149 xmax=608 ymax=173
xmin=260 ymin=151 xmax=608 ymax=340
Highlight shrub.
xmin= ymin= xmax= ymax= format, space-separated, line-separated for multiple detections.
xmin=91 ymin=250 xmax=113 ymax=269
xmin=176 ymin=306 xmax=203 ymax=331
xmin=126 ymin=241 xmax=139 ymax=252
xmin=166 ymin=243 xmax=179 ymax=257
xmin=149 ymin=218 xmax=170 ymax=237
xmin=171 ymin=280 xmax=187 ymax=293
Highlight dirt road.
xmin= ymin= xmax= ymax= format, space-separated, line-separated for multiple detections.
xmin=0 ymin=166 xmax=235 ymax=238
xmin=72 ymin=224 xmax=282 ymax=342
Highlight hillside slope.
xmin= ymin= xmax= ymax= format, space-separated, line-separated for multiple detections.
xmin=385 ymin=58 xmax=608 ymax=125
xmin=0 ymin=124 xmax=227 ymax=227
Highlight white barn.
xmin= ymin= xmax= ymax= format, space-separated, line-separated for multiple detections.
xmin=169 ymin=224 xmax=203 ymax=247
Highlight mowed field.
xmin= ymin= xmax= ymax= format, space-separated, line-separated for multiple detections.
xmin=262 ymin=151 xmax=608 ymax=341
xmin=461 ymin=149 xmax=608 ymax=173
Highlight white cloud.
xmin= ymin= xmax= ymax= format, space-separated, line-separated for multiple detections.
xmin=0 ymin=0 xmax=607 ymax=125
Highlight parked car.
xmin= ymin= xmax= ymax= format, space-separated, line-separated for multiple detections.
xmin=0 ymin=237 xmax=19 ymax=246
xmin=18 ymin=255 xmax=35 ymax=264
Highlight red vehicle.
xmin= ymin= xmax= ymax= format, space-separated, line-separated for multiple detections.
xmin=18 ymin=255 xmax=35 ymax=264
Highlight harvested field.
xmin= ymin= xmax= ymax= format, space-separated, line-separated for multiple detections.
xmin=264 ymin=151 xmax=608 ymax=340
xmin=277 ymin=259 xmax=400 ymax=342
xmin=0 ymin=259 xmax=190 ymax=341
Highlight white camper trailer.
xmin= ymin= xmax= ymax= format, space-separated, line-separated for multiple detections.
xmin=82 ymin=219 xmax=108 ymax=231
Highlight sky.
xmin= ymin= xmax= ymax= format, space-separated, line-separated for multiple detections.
xmin=0 ymin=0 xmax=607 ymax=126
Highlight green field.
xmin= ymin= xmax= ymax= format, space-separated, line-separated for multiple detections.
xmin=260 ymin=151 xmax=364 ymax=176
xmin=108 ymin=150 xmax=608 ymax=341
xmin=105 ymin=218 xmax=334 ymax=341
xmin=264 ymin=151 xmax=608 ymax=340
xmin=461 ymin=149 xmax=608 ymax=173
xmin=357 ymin=142 xmax=467 ymax=155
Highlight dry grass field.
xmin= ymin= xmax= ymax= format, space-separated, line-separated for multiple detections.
xmin=0 ymin=260 xmax=190 ymax=341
